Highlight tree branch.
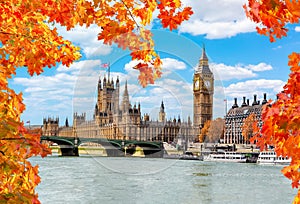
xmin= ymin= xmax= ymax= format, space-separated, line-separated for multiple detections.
xmin=119 ymin=0 xmax=141 ymax=30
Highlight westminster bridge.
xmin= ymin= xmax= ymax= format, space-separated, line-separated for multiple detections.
xmin=41 ymin=136 xmax=164 ymax=157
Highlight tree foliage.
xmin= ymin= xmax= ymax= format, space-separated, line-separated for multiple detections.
xmin=206 ymin=118 xmax=224 ymax=143
xmin=244 ymin=0 xmax=300 ymax=203
xmin=199 ymin=120 xmax=210 ymax=143
xmin=242 ymin=113 xmax=257 ymax=143
xmin=198 ymin=119 xmax=224 ymax=143
xmin=0 ymin=0 xmax=192 ymax=202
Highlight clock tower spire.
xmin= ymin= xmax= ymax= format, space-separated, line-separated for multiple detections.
xmin=193 ymin=46 xmax=214 ymax=135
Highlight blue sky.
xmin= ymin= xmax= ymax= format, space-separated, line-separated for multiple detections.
xmin=10 ymin=0 xmax=300 ymax=125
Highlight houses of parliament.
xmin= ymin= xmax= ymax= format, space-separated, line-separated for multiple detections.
xmin=42 ymin=48 xmax=214 ymax=143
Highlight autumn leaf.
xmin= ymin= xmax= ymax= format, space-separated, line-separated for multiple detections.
xmin=244 ymin=1 xmax=300 ymax=202
xmin=0 ymin=0 xmax=194 ymax=202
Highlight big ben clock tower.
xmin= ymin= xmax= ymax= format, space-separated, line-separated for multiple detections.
xmin=193 ymin=46 xmax=214 ymax=134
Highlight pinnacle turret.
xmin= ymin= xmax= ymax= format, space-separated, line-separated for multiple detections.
xmin=122 ymin=80 xmax=130 ymax=112
xmin=200 ymin=44 xmax=208 ymax=61
xmin=124 ymin=80 xmax=129 ymax=97
xmin=160 ymin=101 xmax=165 ymax=113
xmin=196 ymin=45 xmax=212 ymax=75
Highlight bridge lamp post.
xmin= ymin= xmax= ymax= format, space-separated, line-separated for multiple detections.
xmin=74 ymin=137 xmax=78 ymax=147
xmin=74 ymin=129 xmax=78 ymax=147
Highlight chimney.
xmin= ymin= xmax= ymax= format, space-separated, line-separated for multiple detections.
xmin=241 ymin=96 xmax=247 ymax=107
xmin=247 ymin=99 xmax=250 ymax=106
xmin=232 ymin=98 xmax=239 ymax=109
xmin=252 ymin=94 xmax=257 ymax=106
xmin=258 ymin=100 xmax=260 ymax=105
xmin=262 ymin=93 xmax=268 ymax=105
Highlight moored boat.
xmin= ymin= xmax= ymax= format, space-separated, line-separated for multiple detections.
xmin=163 ymin=151 xmax=203 ymax=161
xmin=257 ymin=151 xmax=291 ymax=165
xmin=205 ymin=151 xmax=247 ymax=163
xmin=179 ymin=151 xmax=203 ymax=161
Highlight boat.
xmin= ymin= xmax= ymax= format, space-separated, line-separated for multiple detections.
xmin=257 ymin=151 xmax=291 ymax=165
xmin=163 ymin=151 xmax=203 ymax=161
xmin=179 ymin=151 xmax=203 ymax=161
xmin=205 ymin=151 xmax=247 ymax=163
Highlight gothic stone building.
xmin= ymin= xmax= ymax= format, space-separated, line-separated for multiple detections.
xmin=224 ymin=93 xmax=268 ymax=144
xmin=42 ymin=48 xmax=214 ymax=143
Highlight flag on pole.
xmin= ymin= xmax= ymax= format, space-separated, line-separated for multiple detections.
xmin=26 ymin=120 xmax=30 ymax=123
xmin=101 ymin=63 xmax=109 ymax=68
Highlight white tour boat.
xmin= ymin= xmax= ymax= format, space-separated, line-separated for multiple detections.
xmin=205 ymin=151 xmax=247 ymax=163
xmin=257 ymin=151 xmax=291 ymax=165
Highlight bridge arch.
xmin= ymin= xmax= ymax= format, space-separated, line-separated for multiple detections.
xmin=41 ymin=136 xmax=78 ymax=156
xmin=79 ymin=138 xmax=123 ymax=157
xmin=79 ymin=138 xmax=122 ymax=148
xmin=125 ymin=141 xmax=163 ymax=158
xmin=126 ymin=141 xmax=161 ymax=149
xmin=41 ymin=136 xmax=74 ymax=146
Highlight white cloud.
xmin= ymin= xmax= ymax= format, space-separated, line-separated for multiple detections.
xmin=180 ymin=19 xmax=255 ymax=39
xmin=246 ymin=63 xmax=272 ymax=72
xmin=211 ymin=63 xmax=256 ymax=80
xmin=123 ymin=58 xmax=187 ymax=79
xmin=295 ymin=26 xmax=300 ymax=32
xmin=57 ymin=60 xmax=101 ymax=73
xmin=84 ymin=45 xmax=112 ymax=57
xmin=161 ymin=58 xmax=186 ymax=70
xmin=56 ymin=24 xmax=113 ymax=58
xmin=179 ymin=0 xmax=257 ymax=39
xmin=211 ymin=62 xmax=273 ymax=81
xmin=124 ymin=60 xmax=140 ymax=78
xmin=224 ymin=79 xmax=285 ymax=106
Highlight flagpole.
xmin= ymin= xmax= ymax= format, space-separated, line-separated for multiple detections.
xmin=224 ymin=99 xmax=227 ymax=116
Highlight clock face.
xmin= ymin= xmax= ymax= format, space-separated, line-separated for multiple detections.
xmin=204 ymin=80 xmax=211 ymax=88
xmin=194 ymin=80 xmax=199 ymax=89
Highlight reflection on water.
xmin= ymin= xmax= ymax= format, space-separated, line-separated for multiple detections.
xmin=31 ymin=156 xmax=296 ymax=204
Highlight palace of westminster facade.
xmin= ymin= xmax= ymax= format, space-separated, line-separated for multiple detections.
xmin=42 ymin=48 xmax=215 ymax=143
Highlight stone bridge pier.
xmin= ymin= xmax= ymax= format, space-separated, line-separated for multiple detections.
xmin=59 ymin=145 xmax=79 ymax=156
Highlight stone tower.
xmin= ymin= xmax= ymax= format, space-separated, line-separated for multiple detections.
xmin=42 ymin=117 xmax=59 ymax=136
xmin=158 ymin=101 xmax=166 ymax=122
xmin=95 ymin=75 xmax=116 ymax=124
xmin=193 ymin=46 xmax=214 ymax=131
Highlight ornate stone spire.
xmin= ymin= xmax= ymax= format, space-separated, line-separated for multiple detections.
xmin=122 ymin=80 xmax=130 ymax=112
xmin=98 ymin=77 xmax=102 ymax=90
xmin=124 ymin=80 xmax=129 ymax=97
xmin=197 ymin=45 xmax=212 ymax=75
xmin=65 ymin=117 xmax=69 ymax=127
xmin=200 ymin=44 xmax=208 ymax=62
xmin=160 ymin=101 xmax=165 ymax=113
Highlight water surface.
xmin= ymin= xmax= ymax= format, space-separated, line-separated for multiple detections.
xmin=32 ymin=156 xmax=296 ymax=204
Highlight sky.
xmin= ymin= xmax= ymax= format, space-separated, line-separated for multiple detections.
xmin=10 ymin=0 xmax=300 ymax=126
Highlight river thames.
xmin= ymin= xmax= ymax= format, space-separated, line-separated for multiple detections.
xmin=31 ymin=155 xmax=296 ymax=204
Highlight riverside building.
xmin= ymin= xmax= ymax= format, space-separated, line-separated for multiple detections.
xmin=223 ymin=94 xmax=268 ymax=144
